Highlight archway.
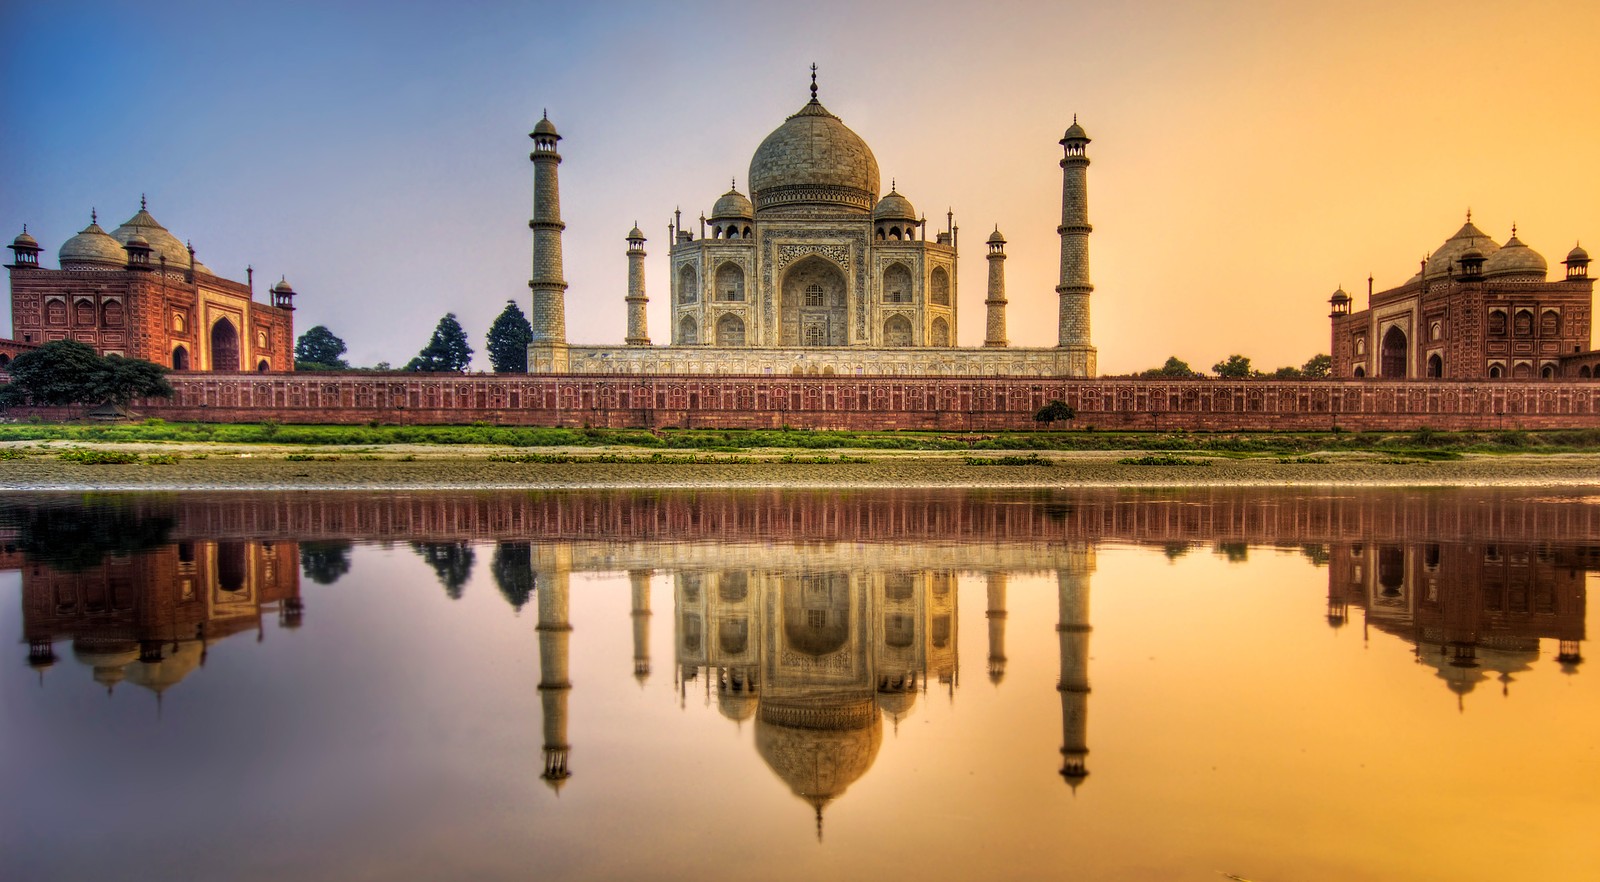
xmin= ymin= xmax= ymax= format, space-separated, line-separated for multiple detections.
xmin=257 ymin=359 xmax=271 ymax=373
xmin=1379 ymin=326 xmax=1407 ymax=378
xmin=882 ymin=263 xmax=913 ymax=303
xmin=0 ymin=354 xmax=10 ymax=370
xmin=930 ymin=317 xmax=950 ymax=347
xmin=1353 ymin=366 xmax=1365 ymax=378
xmin=172 ymin=346 xmax=189 ymax=370
xmin=1512 ymin=361 xmax=1533 ymax=379
xmin=883 ymin=315 xmax=912 ymax=346
xmin=715 ymin=313 xmax=745 ymax=347
xmin=1541 ymin=364 xmax=1555 ymax=380
xmin=210 ymin=317 xmax=240 ymax=371
xmin=678 ymin=315 xmax=699 ymax=345
xmin=929 ymin=267 xmax=950 ymax=306
xmin=678 ymin=265 xmax=699 ymax=304
xmin=1488 ymin=364 xmax=1503 ymax=379
xmin=1426 ymin=353 xmax=1442 ymax=377
xmin=782 ymin=573 xmax=851 ymax=657
xmin=716 ymin=262 xmax=745 ymax=302
xmin=1580 ymin=366 xmax=1592 ymax=379
xmin=781 ymin=255 xmax=847 ymax=346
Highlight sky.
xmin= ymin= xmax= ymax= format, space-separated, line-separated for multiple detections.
xmin=4 ymin=0 xmax=1598 ymax=374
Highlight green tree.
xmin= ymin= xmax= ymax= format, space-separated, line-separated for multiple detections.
xmin=294 ymin=325 xmax=349 ymax=370
xmin=413 ymin=542 xmax=475 ymax=599
xmin=1269 ymin=365 xmax=1304 ymax=379
xmin=300 ymin=541 xmax=354 ymax=586
xmin=1212 ymin=354 xmax=1254 ymax=378
xmin=1 ymin=340 xmax=172 ymax=408
xmin=405 ymin=313 xmax=473 ymax=372
xmin=485 ymin=300 xmax=533 ymax=373
xmin=1301 ymin=353 xmax=1333 ymax=379
xmin=1034 ymin=399 xmax=1077 ymax=426
xmin=1142 ymin=356 xmax=1201 ymax=379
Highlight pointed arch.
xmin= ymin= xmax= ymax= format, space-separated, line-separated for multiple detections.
xmin=677 ymin=314 xmax=699 ymax=345
xmin=210 ymin=317 xmax=240 ymax=371
xmin=715 ymin=313 xmax=745 ymax=347
xmin=883 ymin=315 xmax=912 ymax=346
xmin=172 ymin=345 xmax=189 ymax=370
xmin=929 ymin=316 xmax=950 ymax=347
xmin=1379 ymin=326 xmax=1407 ymax=378
xmin=929 ymin=267 xmax=951 ymax=306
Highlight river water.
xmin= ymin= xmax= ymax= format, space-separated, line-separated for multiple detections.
xmin=2 ymin=488 xmax=1596 ymax=881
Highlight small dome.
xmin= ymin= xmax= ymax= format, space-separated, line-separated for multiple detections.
xmin=531 ymin=115 xmax=559 ymax=137
xmin=110 ymin=203 xmax=211 ymax=273
xmin=125 ymin=235 xmax=151 ymax=249
xmin=627 ymin=224 xmax=645 ymax=240
xmin=1568 ymin=243 xmax=1589 ymax=262
xmin=987 ymin=227 xmax=1006 ymax=245
xmin=59 ymin=218 xmax=127 ymax=268
xmin=1424 ymin=219 xmax=1499 ymax=280
xmin=711 ymin=187 xmax=754 ymax=220
xmin=872 ymin=189 xmax=917 ymax=222
xmin=1062 ymin=119 xmax=1089 ymax=142
xmin=749 ymin=98 xmax=880 ymax=215
xmin=1330 ymin=286 xmax=1351 ymax=302
xmin=12 ymin=228 xmax=38 ymax=249
xmin=271 ymin=277 xmax=295 ymax=294
xmin=1483 ymin=234 xmax=1547 ymax=280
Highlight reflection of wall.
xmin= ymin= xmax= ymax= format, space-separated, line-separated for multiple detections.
xmin=19 ymin=540 xmax=301 ymax=694
xmin=1327 ymin=542 xmax=1589 ymax=701
xmin=63 ymin=489 xmax=1600 ymax=549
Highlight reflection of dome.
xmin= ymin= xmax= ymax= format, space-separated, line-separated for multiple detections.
xmin=718 ymin=690 xmax=757 ymax=723
xmin=749 ymin=98 xmax=880 ymax=215
xmin=755 ymin=699 xmax=882 ymax=828
xmin=110 ymin=203 xmax=211 ymax=274
xmin=73 ymin=638 xmax=140 ymax=691
xmin=711 ymin=187 xmax=754 ymax=221
xmin=1484 ymin=233 xmax=1546 ymax=279
xmin=876 ymin=689 xmax=918 ymax=725
xmin=127 ymin=641 xmax=205 ymax=694
xmin=59 ymin=216 xmax=127 ymax=268
xmin=1424 ymin=220 xmax=1499 ymax=280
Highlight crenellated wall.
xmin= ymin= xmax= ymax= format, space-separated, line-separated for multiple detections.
xmin=39 ymin=372 xmax=1593 ymax=431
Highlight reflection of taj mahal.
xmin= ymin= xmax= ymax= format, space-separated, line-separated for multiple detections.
xmin=527 ymin=70 xmax=1097 ymax=377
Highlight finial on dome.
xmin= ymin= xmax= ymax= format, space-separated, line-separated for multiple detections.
xmin=809 ymin=63 xmax=818 ymax=101
xmin=731 ymin=176 xmax=736 ymax=190
xmin=1511 ymin=222 xmax=1517 ymax=238
xmin=141 ymin=193 xmax=147 ymax=211
xmin=1466 ymin=207 xmax=1471 ymax=223
xmin=542 ymin=108 xmax=548 ymax=120
xmin=891 ymin=178 xmax=896 ymax=192
xmin=91 ymin=208 xmax=97 ymax=224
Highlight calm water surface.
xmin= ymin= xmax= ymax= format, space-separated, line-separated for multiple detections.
xmin=2 ymin=489 xmax=1597 ymax=881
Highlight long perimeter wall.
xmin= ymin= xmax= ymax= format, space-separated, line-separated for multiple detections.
xmin=49 ymin=373 xmax=1600 ymax=431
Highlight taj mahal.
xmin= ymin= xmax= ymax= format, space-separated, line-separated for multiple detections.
xmin=526 ymin=69 xmax=1097 ymax=377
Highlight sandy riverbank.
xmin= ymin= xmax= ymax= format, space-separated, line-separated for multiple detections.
xmin=3 ymin=440 xmax=1600 ymax=490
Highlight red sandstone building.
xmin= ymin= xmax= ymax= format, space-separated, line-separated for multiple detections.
xmin=1329 ymin=216 xmax=1596 ymax=380
xmin=4 ymin=201 xmax=297 ymax=372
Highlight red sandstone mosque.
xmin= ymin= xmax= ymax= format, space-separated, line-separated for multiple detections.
xmin=2 ymin=199 xmax=298 ymax=372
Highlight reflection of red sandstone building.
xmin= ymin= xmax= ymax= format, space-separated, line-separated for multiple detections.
xmin=5 ymin=202 xmax=297 ymax=372
xmin=1326 ymin=542 xmax=1589 ymax=706
xmin=15 ymin=540 xmax=302 ymax=695
xmin=1329 ymin=218 xmax=1596 ymax=380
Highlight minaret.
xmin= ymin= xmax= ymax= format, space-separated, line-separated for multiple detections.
xmin=535 ymin=547 xmax=573 ymax=790
xmin=985 ymin=572 xmax=1008 ymax=683
xmin=984 ymin=228 xmax=1008 ymax=347
xmin=624 ymin=225 xmax=649 ymax=345
xmin=1056 ymin=546 xmax=1095 ymax=788
xmin=528 ymin=111 xmax=569 ymax=372
xmin=1056 ymin=118 xmax=1097 ymax=376
xmin=630 ymin=569 xmax=652 ymax=684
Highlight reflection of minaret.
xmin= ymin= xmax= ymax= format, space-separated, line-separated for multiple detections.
xmin=986 ymin=573 xmax=1008 ymax=684
xmin=1056 ymin=547 xmax=1095 ymax=788
xmin=535 ymin=548 xmax=573 ymax=791
xmin=630 ymin=570 xmax=652 ymax=684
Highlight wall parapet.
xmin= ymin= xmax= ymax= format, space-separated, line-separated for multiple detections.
xmin=45 ymin=372 xmax=1595 ymax=431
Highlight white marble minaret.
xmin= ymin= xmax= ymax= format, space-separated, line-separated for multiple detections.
xmin=985 ymin=572 xmax=1008 ymax=682
xmin=536 ymin=548 xmax=573 ymax=791
xmin=630 ymin=569 xmax=652 ymax=683
xmin=528 ymin=112 xmax=570 ymax=372
xmin=1055 ymin=118 xmax=1097 ymax=376
xmin=624 ymin=225 xmax=649 ymax=346
xmin=984 ymin=229 xmax=1008 ymax=347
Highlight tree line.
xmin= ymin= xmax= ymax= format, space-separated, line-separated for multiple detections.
xmin=1133 ymin=353 xmax=1332 ymax=380
xmin=295 ymin=300 xmax=533 ymax=374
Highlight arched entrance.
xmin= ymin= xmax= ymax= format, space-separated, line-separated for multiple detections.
xmin=715 ymin=313 xmax=745 ymax=346
xmin=257 ymin=359 xmax=271 ymax=373
xmin=1426 ymin=353 xmax=1442 ymax=377
xmin=210 ymin=317 xmax=240 ymax=371
xmin=1379 ymin=326 xmax=1407 ymax=378
xmin=172 ymin=346 xmax=189 ymax=370
xmin=929 ymin=317 xmax=951 ymax=347
xmin=781 ymin=256 xmax=847 ymax=347
xmin=883 ymin=315 xmax=912 ymax=346
xmin=678 ymin=315 xmax=699 ymax=345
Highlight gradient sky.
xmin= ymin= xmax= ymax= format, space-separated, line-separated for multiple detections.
xmin=4 ymin=1 xmax=1598 ymax=374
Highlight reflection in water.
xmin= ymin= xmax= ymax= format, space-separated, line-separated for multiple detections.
xmin=1327 ymin=541 xmax=1589 ymax=705
xmin=15 ymin=537 xmax=301 ymax=697
xmin=2 ymin=489 xmax=1596 ymax=878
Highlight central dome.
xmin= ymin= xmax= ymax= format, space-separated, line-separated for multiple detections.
xmin=748 ymin=98 xmax=880 ymax=215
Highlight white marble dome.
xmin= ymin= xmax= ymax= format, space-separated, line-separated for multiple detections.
xmin=1483 ymin=233 xmax=1547 ymax=280
xmin=110 ymin=204 xmax=211 ymax=274
xmin=59 ymin=215 xmax=127 ymax=269
xmin=749 ymin=98 xmax=880 ymax=215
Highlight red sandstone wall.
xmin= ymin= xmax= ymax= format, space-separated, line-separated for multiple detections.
xmin=21 ymin=372 xmax=1585 ymax=431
